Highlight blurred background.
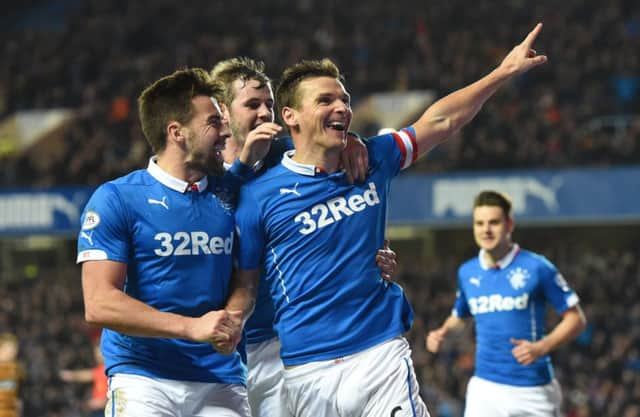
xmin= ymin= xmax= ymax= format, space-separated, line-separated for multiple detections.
xmin=0 ymin=1 xmax=639 ymax=416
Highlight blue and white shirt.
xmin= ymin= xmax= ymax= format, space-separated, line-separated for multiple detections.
xmin=453 ymin=244 xmax=580 ymax=386
xmin=235 ymin=129 xmax=418 ymax=366
xmin=77 ymin=158 xmax=246 ymax=384
xmin=243 ymin=138 xmax=293 ymax=345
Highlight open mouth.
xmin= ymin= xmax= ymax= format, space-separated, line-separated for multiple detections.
xmin=326 ymin=121 xmax=346 ymax=131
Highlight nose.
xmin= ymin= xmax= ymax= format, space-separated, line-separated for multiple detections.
xmin=258 ymin=104 xmax=274 ymax=122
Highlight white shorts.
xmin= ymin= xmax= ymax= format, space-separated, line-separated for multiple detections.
xmin=464 ymin=376 xmax=563 ymax=417
xmin=282 ymin=337 xmax=430 ymax=417
xmin=106 ymin=373 xmax=250 ymax=417
xmin=246 ymin=337 xmax=290 ymax=417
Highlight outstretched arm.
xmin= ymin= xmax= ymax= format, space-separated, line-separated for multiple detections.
xmin=412 ymin=23 xmax=547 ymax=157
xmin=511 ymin=305 xmax=586 ymax=365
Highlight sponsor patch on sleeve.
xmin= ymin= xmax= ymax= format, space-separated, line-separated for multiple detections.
xmin=82 ymin=211 xmax=101 ymax=230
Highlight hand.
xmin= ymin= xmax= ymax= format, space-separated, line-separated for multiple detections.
xmin=426 ymin=328 xmax=446 ymax=353
xmin=375 ymin=239 xmax=397 ymax=281
xmin=188 ymin=310 xmax=241 ymax=354
xmin=499 ymin=23 xmax=548 ymax=77
xmin=58 ymin=370 xmax=72 ymax=381
xmin=339 ymin=132 xmax=368 ymax=184
xmin=238 ymin=122 xmax=282 ymax=167
xmin=510 ymin=338 xmax=547 ymax=365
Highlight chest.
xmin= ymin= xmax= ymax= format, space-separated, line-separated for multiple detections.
xmin=264 ymin=173 xmax=387 ymax=240
xmin=462 ymin=267 xmax=540 ymax=316
xmin=130 ymin=190 xmax=234 ymax=258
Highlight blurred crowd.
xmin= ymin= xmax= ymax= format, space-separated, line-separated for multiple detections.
xmin=0 ymin=0 xmax=639 ymax=186
xmin=0 ymin=238 xmax=638 ymax=417
xmin=1 ymin=1 xmax=639 ymax=416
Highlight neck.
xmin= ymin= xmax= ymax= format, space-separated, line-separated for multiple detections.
xmin=156 ymin=151 xmax=204 ymax=184
xmin=290 ymin=134 xmax=343 ymax=173
xmin=222 ymin=136 xmax=243 ymax=164
xmin=483 ymin=242 xmax=513 ymax=268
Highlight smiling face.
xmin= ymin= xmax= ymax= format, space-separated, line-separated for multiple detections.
xmin=183 ymin=95 xmax=230 ymax=176
xmin=472 ymin=205 xmax=514 ymax=256
xmin=227 ymin=78 xmax=275 ymax=142
xmin=284 ymin=76 xmax=352 ymax=151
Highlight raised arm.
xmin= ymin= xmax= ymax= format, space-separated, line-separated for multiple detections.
xmin=412 ymin=23 xmax=547 ymax=157
xmin=82 ymin=260 xmax=236 ymax=346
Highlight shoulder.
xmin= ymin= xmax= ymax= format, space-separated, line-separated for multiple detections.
xmin=458 ymin=256 xmax=480 ymax=276
xmin=518 ymin=249 xmax=556 ymax=269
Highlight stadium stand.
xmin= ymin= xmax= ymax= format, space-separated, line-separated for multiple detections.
xmin=0 ymin=1 xmax=638 ymax=416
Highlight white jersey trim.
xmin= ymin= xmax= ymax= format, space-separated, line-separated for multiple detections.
xmin=281 ymin=150 xmax=346 ymax=177
xmin=76 ymin=249 xmax=108 ymax=263
xmin=479 ymin=244 xmax=520 ymax=270
xmin=147 ymin=156 xmax=208 ymax=193
xmin=396 ymin=129 xmax=415 ymax=170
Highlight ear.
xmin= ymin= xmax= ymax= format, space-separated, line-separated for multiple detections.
xmin=167 ymin=121 xmax=184 ymax=146
xmin=281 ymin=106 xmax=298 ymax=130
xmin=507 ymin=216 xmax=515 ymax=234
xmin=219 ymin=103 xmax=230 ymax=121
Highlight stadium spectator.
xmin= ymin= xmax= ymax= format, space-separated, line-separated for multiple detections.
xmin=58 ymin=335 xmax=107 ymax=417
xmin=0 ymin=332 xmax=23 ymax=417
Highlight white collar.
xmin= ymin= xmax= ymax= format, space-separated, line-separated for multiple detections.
xmin=147 ymin=156 xmax=208 ymax=193
xmin=281 ymin=150 xmax=343 ymax=177
xmin=479 ymin=243 xmax=520 ymax=270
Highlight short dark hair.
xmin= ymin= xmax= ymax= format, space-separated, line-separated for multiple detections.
xmin=276 ymin=58 xmax=343 ymax=114
xmin=138 ymin=68 xmax=223 ymax=153
xmin=210 ymin=57 xmax=271 ymax=106
xmin=473 ymin=190 xmax=513 ymax=218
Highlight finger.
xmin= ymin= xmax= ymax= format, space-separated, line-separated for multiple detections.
xmin=355 ymin=153 xmax=367 ymax=182
xmin=383 ymin=239 xmax=390 ymax=250
xmin=342 ymin=156 xmax=355 ymax=184
xmin=529 ymin=54 xmax=548 ymax=67
xmin=522 ymin=22 xmax=543 ymax=48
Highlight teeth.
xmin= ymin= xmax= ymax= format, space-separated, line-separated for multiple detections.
xmin=328 ymin=122 xmax=345 ymax=131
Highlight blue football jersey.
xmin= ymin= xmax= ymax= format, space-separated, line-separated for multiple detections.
xmin=244 ymin=137 xmax=293 ymax=345
xmin=453 ymin=244 xmax=580 ymax=386
xmin=235 ymin=129 xmax=418 ymax=366
xmin=76 ymin=158 xmax=246 ymax=384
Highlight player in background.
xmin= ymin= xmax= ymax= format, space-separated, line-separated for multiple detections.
xmin=77 ymin=68 xmax=272 ymax=417
xmin=426 ymin=190 xmax=586 ymax=417
xmin=211 ymin=56 xmax=398 ymax=417
xmin=0 ymin=333 xmax=23 ymax=417
xmin=59 ymin=336 xmax=107 ymax=417
xmin=234 ymin=23 xmax=548 ymax=417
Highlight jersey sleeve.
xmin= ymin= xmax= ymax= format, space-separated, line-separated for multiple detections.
xmin=234 ymin=186 xmax=266 ymax=270
xmin=452 ymin=267 xmax=472 ymax=318
xmin=262 ymin=137 xmax=294 ymax=170
xmin=76 ymin=183 xmax=130 ymax=264
xmin=367 ymin=127 xmax=418 ymax=177
xmin=538 ymin=257 xmax=580 ymax=314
